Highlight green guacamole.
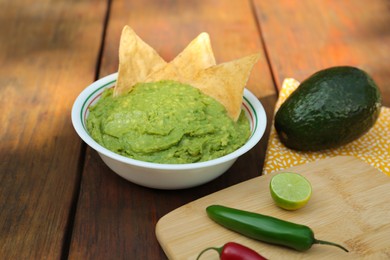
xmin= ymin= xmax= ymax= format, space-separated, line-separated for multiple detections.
xmin=87 ymin=80 xmax=250 ymax=164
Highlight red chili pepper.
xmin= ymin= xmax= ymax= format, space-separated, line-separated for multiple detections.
xmin=196 ymin=242 xmax=267 ymax=260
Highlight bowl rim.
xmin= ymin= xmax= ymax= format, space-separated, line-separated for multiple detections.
xmin=71 ymin=72 xmax=267 ymax=170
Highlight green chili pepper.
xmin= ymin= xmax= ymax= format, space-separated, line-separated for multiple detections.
xmin=206 ymin=205 xmax=349 ymax=252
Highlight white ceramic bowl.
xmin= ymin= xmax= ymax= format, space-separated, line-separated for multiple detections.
xmin=71 ymin=73 xmax=267 ymax=189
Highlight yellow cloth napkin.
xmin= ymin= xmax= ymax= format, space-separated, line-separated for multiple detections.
xmin=263 ymin=78 xmax=390 ymax=176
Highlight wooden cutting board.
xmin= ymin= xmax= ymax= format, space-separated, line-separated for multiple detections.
xmin=156 ymin=156 xmax=390 ymax=259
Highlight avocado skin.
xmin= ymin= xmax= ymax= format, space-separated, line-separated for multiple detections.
xmin=274 ymin=66 xmax=382 ymax=151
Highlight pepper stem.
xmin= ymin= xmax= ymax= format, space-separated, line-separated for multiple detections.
xmin=314 ymin=239 xmax=349 ymax=252
xmin=196 ymin=246 xmax=222 ymax=260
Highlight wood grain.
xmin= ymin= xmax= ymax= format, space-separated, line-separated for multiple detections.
xmin=68 ymin=0 xmax=276 ymax=259
xmin=156 ymin=156 xmax=390 ymax=259
xmin=253 ymin=0 xmax=390 ymax=106
xmin=0 ymin=0 xmax=107 ymax=258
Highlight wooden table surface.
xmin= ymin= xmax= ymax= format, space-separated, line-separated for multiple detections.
xmin=1 ymin=0 xmax=389 ymax=259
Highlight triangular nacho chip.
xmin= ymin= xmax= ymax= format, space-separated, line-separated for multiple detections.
xmin=170 ymin=32 xmax=216 ymax=76
xmin=113 ymin=25 xmax=260 ymax=121
xmin=145 ymin=32 xmax=216 ymax=83
xmin=114 ymin=26 xmax=166 ymax=96
xmin=187 ymin=53 xmax=261 ymax=121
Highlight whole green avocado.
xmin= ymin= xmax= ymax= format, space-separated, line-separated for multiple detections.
xmin=274 ymin=66 xmax=382 ymax=151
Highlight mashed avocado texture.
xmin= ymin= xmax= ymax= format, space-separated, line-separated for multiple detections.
xmin=87 ymin=81 xmax=250 ymax=164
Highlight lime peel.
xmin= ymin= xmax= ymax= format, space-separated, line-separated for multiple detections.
xmin=270 ymin=172 xmax=312 ymax=210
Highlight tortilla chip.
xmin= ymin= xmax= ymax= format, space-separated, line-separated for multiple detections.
xmin=114 ymin=26 xmax=166 ymax=96
xmin=187 ymin=53 xmax=261 ymax=121
xmin=145 ymin=32 xmax=215 ymax=83
xmin=113 ymin=25 xmax=260 ymax=121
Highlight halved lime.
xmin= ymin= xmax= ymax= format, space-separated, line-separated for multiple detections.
xmin=270 ymin=172 xmax=312 ymax=210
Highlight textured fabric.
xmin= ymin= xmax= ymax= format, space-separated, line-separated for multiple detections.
xmin=263 ymin=78 xmax=390 ymax=176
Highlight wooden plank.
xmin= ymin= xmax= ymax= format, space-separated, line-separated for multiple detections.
xmin=68 ymin=0 xmax=276 ymax=259
xmin=0 ymin=0 xmax=107 ymax=258
xmin=253 ymin=0 xmax=390 ymax=106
